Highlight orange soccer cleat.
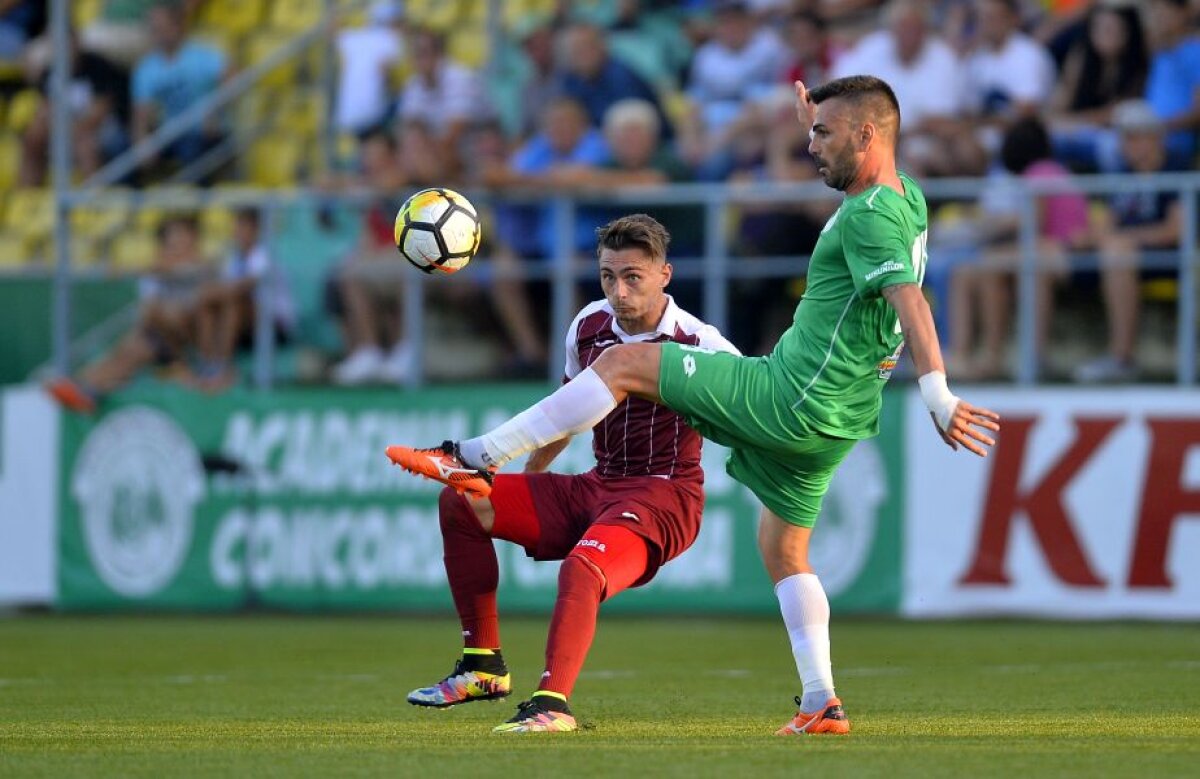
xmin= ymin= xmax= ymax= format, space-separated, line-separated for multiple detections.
xmin=44 ymin=377 xmax=97 ymax=415
xmin=775 ymin=696 xmax=851 ymax=736
xmin=386 ymin=440 xmax=496 ymax=498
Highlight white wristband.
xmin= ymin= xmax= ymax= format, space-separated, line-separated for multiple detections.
xmin=918 ymin=371 xmax=959 ymax=432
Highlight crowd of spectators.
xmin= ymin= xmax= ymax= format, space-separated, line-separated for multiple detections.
xmin=6 ymin=0 xmax=1199 ymax=393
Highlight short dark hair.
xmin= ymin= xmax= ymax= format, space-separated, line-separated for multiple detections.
xmin=234 ymin=207 xmax=261 ymax=228
xmin=809 ymin=75 xmax=902 ymax=138
xmin=596 ymin=214 xmax=670 ymax=262
xmin=1000 ymin=116 xmax=1051 ymax=174
xmin=156 ymin=214 xmax=199 ymax=244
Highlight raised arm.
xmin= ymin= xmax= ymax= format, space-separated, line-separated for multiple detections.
xmin=881 ymin=282 xmax=1000 ymax=457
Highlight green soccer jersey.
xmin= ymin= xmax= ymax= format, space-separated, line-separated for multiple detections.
xmin=768 ymin=171 xmax=928 ymax=439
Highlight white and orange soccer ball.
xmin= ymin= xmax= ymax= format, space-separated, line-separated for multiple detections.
xmin=393 ymin=187 xmax=482 ymax=274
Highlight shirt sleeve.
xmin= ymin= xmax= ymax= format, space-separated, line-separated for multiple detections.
xmin=563 ymin=312 xmax=584 ymax=380
xmin=842 ymin=206 xmax=919 ymax=298
xmin=695 ymin=325 xmax=741 ymax=356
xmin=131 ymin=61 xmax=153 ymax=105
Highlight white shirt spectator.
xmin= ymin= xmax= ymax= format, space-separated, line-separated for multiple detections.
xmin=335 ymin=24 xmax=403 ymax=133
xmin=833 ymin=30 xmax=966 ymax=128
xmin=397 ymin=60 xmax=489 ymax=135
xmin=688 ymin=28 xmax=789 ymax=130
xmin=223 ymin=243 xmax=296 ymax=333
xmin=965 ymin=32 xmax=1055 ymax=118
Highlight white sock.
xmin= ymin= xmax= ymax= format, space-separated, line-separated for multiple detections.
xmin=775 ymin=572 xmax=836 ymax=713
xmin=459 ymin=367 xmax=617 ymax=468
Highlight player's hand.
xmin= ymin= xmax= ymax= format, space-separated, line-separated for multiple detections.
xmin=930 ymin=400 xmax=1000 ymax=457
xmin=793 ymin=80 xmax=816 ymax=132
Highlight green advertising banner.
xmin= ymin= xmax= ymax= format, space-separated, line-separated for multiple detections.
xmin=58 ymin=385 xmax=903 ymax=613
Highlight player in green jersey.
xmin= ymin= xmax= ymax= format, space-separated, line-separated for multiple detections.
xmin=387 ymin=75 xmax=1000 ymax=736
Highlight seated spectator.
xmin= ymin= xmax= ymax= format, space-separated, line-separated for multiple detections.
xmin=1144 ymin=0 xmax=1200 ymax=162
xmin=680 ymin=0 xmax=788 ymax=178
xmin=946 ymin=117 xmax=1089 ymax=379
xmin=0 ymin=0 xmax=40 ymax=63
xmin=131 ymin=1 xmax=228 ymax=178
xmin=326 ymin=127 xmax=438 ymax=386
xmin=19 ymin=30 xmax=129 ymax=186
xmin=514 ymin=17 xmax=559 ymax=141
xmin=81 ymin=0 xmax=201 ymax=67
xmin=334 ymin=0 xmax=405 ymax=137
xmin=963 ymin=0 xmax=1057 ymax=155
xmin=45 ymin=216 xmax=215 ymax=413
xmin=483 ymin=97 xmax=611 ymax=373
xmin=557 ymin=21 xmax=669 ymax=136
xmin=395 ymin=28 xmax=492 ymax=177
xmin=781 ymin=10 xmax=833 ymax=89
xmin=192 ymin=209 xmax=295 ymax=390
xmin=1073 ymin=101 xmax=1184 ymax=383
xmin=1047 ymin=2 xmax=1148 ymax=172
xmin=832 ymin=0 xmax=973 ymax=176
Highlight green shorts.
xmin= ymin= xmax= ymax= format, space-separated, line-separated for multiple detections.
xmin=657 ymin=342 xmax=856 ymax=528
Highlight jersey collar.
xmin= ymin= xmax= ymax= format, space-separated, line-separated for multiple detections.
xmin=608 ymin=294 xmax=678 ymax=342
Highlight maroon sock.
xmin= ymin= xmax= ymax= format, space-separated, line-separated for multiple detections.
xmin=538 ymin=525 xmax=650 ymax=699
xmin=438 ymin=487 xmax=500 ymax=649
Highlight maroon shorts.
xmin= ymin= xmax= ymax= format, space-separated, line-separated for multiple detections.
xmin=489 ymin=470 xmax=705 ymax=587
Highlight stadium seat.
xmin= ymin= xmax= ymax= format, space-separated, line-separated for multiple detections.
xmin=3 ymin=189 xmax=52 ymax=239
xmin=192 ymin=27 xmax=239 ymax=61
xmin=70 ymin=193 xmax=132 ymax=240
xmin=407 ymin=0 xmax=460 ymax=31
xmin=201 ymin=206 xmax=234 ymax=243
xmin=247 ymin=134 xmax=302 ymax=186
xmin=270 ymin=0 xmax=324 ymax=32
xmin=6 ymin=89 xmax=41 ymax=134
xmin=244 ymin=33 xmax=301 ymax=89
xmin=275 ymin=90 xmax=326 ymax=138
xmin=199 ymin=0 xmax=265 ymax=37
xmin=72 ymin=0 xmax=103 ymax=28
xmin=448 ymin=26 xmax=489 ymax=69
xmin=608 ymin=31 xmax=673 ymax=89
xmin=0 ymin=132 xmax=19 ymax=192
xmin=0 ymin=231 xmax=34 ymax=268
xmin=110 ymin=231 xmax=158 ymax=272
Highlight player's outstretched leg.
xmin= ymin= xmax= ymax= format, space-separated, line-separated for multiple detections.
xmin=408 ymin=489 xmax=511 ymax=707
xmin=494 ymin=525 xmax=648 ymax=733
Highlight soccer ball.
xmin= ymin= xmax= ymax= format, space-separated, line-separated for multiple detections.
xmin=393 ymin=187 xmax=482 ymax=274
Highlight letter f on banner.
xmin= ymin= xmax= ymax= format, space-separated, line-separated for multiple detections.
xmin=960 ymin=417 xmax=1121 ymax=588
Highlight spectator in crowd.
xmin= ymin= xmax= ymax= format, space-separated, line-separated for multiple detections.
xmin=334 ymin=0 xmax=405 ymax=137
xmin=964 ymin=0 xmax=1057 ymax=150
xmin=81 ymin=0 xmax=201 ymax=67
xmin=1047 ymin=2 xmax=1148 ymax=171
xmin=326 ymin=127 xmax=440 ymax=386
xmin=515 ymin=17 xmax=560 ymax=140
xmin=1144 ymin=0 xmax=1200 ymax=162
xmin=192 ymin=209 xmax=295 ymax=390
xmin=946 ymin=117 xmax=1089 ymax=379
xmin=483 ymin=97 xmax=612 ymax=374
xmin=781 ymin=10 xmax=833 ymax=89
xmin=1073 ymin=101 xmax=1184 ymax=383
xmin=45 ymin=216 xmax=214 ymax=413
xmin=395 ymin=28 xmax=491 ymax=178
xmin=832 ymin=0 xmax=973 ymax=176
xmin=557 ymin=21 xmax=668 ymax=136
xmin=131 ymin=1 xmax=228 ymax=177
xmin=680 ymin=0 xmax=789 ymax=178
xmin=19 ymin=29 xmax=129 ymax=186
xmin=0 ymin=0 xmax=41 ymax=63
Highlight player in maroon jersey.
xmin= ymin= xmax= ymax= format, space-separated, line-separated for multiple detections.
xmin=403 ymin=215 xmax=738 ymax=733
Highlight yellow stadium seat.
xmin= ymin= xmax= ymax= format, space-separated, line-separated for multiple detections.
xmin=0 ymin=132 xmax=19 ymax=192
xmin=70 ymin=195 xmax=132 ymax=239
xmin=0 ymin=231 xmax=34 ymax=268
xmin=201 ymin=206 xmax=234 ymax=242
xmin=192 ymin=27 xmax=239 ymax=61
xmin=72 ymin=0 xmax=104 ymax=28
xmin=7 ymin=89 xmax=41 ymax=134
xmin=4 ymin=189 xmax=52 ymax=238
xmin=235 ymin=90 xmax=275 ymax=133
xmin=448 ymin=26 xmax=488 ymax=69
xmin=199 ymin=0 xmax=265 ymax=37
xmin=270 ymin=0 xmax=324 ymax=32
xmin=275 ymin=90 xmax=326 ymax=137
xmin=110 ymin=231 xmax=158 ymax=272
xmin=247 ymin=134 xmax=302 ymax=186
xmin=245 ymin=33 xmax=301 ymax=89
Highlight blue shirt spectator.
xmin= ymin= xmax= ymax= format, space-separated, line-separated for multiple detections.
xmin=557 ymin=22 xmax=670 ymax=138
xmin=1145 ymin=0 xmax=1200 ymax=158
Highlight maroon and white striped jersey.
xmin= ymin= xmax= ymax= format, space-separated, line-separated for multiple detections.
xmin=564 ymin=296 xmax=739 ymax=483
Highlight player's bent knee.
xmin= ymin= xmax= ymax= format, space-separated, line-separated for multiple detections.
xmin=592 ymin=344 xmax=660 ymax=398
xmin=438 ymin=486 xmax=489 ymax=537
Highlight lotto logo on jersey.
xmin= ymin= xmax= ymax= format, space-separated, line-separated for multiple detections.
xmin=576 ymin=539 xmax=607 ymax=553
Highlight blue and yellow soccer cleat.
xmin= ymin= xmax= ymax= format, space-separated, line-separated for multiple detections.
xmin=492 ymin=696 xmax=577 ymax=733
xmin=407 ymin=659 xmax=511 ymax=708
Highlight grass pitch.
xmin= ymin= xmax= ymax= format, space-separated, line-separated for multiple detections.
xmin=0 ymin=615 xmax=1197 ymax=778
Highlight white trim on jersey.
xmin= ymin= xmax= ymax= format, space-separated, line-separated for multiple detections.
xmin=562 ymin=295 xmax=740 ymax=380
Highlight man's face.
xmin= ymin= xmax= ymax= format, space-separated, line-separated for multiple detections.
xmin=148 ymin=7 xmax=184 ymax=51
xmin=413 ymin=33 xmax=440 ymax=79
xmin=1147 ymin=0 xmax=1186 ymax=43
xmin=564 ymin=27 xmax=606 ymax=78
xmin=1121 ymin=129 xmax=1165 ymax=172
xmin=808 ymin=98 xmax=863 ymax=192
xmin=609 ymin=122 xmax=657 ymax=169
xmin=599 ymin=247 xmax=670 ymax=330
xmin=713 ymin=10 xmax=752 ymax=49
xmin=975 ymin=0 xmax=1014 ymax=47
xmin=891 ymin=8 xmax=926 ymax=62
xmin=544 ymin=104 xmax=587 ymax=154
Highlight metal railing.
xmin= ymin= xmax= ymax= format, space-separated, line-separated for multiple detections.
xmin=31 ymin=171 xmax=1200 ymax=388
